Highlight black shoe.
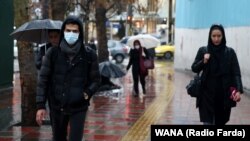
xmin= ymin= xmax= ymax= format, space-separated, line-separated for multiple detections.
xmin=133 ymin=89 xmax=139 ymax=97
xmin=133 ymin=94 xmax=139 ymax=97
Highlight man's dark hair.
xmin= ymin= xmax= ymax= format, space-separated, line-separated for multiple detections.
xmin=48 ymin=29 xmax=60 ymax=34
xmin=58 ymin=15 xmax=84 ymax=47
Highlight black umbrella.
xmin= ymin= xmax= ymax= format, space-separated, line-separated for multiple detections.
xmin=99 ymin=61 xmax=126 ymax=78
xmin=10 ymin=19 xmax=62 ymax=44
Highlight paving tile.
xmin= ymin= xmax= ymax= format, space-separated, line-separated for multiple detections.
xmin=1 ymin=60 xmax=250 ymax=141
xmin=86 ymin=134 xmax=121 ymax=141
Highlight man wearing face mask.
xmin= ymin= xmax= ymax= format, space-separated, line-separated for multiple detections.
xmin=127 ymin=40 xmax=149 ymax=97
xmin=36 ymin=15 xmax=100 ymax=141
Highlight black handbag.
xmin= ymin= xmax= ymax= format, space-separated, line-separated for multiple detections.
xmin=186 ymin=72 xmax=202 ymax=98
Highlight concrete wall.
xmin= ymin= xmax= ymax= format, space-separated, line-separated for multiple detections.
xmin=175 ymin=0 xmax=250 ymax=90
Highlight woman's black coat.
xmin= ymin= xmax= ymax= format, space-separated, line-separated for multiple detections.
xmin=127 ymin=47 xmax=149 ymax=74
xmin=191 ymin=46 xmax=243 ymax=123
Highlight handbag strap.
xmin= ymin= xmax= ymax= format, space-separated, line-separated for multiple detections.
xmin=195 ymin=46 xmax=210 ymax=81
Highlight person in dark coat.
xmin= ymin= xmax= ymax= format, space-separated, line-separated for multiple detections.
xmin=147 ymin=48 xmax=155 ymax=59
xmin=35 ymin=29 xmax=60 ymax=70
xmin=88 ymin=38 xmax=97 ymax=51
xmin=36 ymin=15 xmax=100 ymax=141
xmin=127 ymin=40 xmax=149 ymax=96
xmin=191 ymin=24 xmax=243 ymax=125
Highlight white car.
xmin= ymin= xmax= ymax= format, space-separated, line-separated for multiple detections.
xmin=107 ymin=40 xmax=130 ymax=63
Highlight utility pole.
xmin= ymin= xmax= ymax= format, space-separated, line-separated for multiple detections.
xmin=168 ymin=0 xmax=172 ymax=43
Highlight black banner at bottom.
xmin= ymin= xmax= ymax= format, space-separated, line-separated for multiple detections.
xmin=151 ymin=125 xmax=250 ymax=140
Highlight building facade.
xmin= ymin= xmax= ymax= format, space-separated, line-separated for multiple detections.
xmin=174 ymin=0 xmax=250 ymax=90
xmin=123 ymin=0 xmax=175 ymax=43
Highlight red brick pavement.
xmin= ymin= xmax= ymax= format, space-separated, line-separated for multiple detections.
xmin=1 ymin=61 xmax=250 ymax=141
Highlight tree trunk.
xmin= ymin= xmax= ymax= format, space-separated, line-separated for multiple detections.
xmin=18 ymin=42 xmax=38 ymax=126
xmin=95 ymin=1 xmax=109 ymax=63
xmin=80 ymin=0 xmax=90 ymax=44
xmin=51 ymin=0 xmax=67 ymax=20
xmin=14 ymin=0 xmax=38 ymax=126
xmin=42 ymin=0 xmax=50 ymax=19
xmin=84 ymin=21 xmax=89 ymax=44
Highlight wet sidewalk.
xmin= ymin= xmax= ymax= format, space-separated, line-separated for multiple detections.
xmin=0 ymin=60 xmax=250 ymax=141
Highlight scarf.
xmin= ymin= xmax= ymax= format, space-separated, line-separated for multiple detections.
xmin=209 ymin=45 xmax=226 ymax=77
xmin=139 ymin=47 xmax=148 ymax=76
xmin=60 ymin=39 xmax=81 ymax=61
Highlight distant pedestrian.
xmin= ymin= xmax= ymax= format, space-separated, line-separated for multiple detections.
xmin=35 ymin=29 xmax=60 ymax=70
xmin=88 ymin=38 xmax=97 ymax=51
xmin=146 ymin=47 xmax=156 ymax=74
xmin=36 ymin=15 xmax=100 ymax=141
xmin=191 ymin=24 xmax=243 ymax=125
xmin=127 ymin=40 xmax=149 ymax=96
xmin=147 ymin=48 xmax=155 ymax=59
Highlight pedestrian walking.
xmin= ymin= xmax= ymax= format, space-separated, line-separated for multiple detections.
xmin=36 ymin=15 xmax=100 ymax=141
xmin=191 ymin=24 xmax=243 ymax=125
xmin=146 ymin=47 xmax=156 ymax=75
xmin=88 ymin=38 xmax=97 ymax=51
xmin=35 ymin=29 xmax=60 ymax=70
xmin=126 ymin=40 xmax=149 ymax=97
xmin=147 ymin=47 xmax=155 ymax=60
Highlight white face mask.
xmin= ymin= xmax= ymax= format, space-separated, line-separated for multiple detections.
xmin=64 ymin=32 xmax=79 ymax=45
xmin=135 ymin=45 xmax=140 ymax=49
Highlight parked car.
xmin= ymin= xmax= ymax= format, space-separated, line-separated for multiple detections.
xmin=120 ymin=36 xmax=131 ymax=44
xmin=154 ymin=44 xmax=175 ymax=60
xmin=107 ymin=40 xmax=130 ymax=63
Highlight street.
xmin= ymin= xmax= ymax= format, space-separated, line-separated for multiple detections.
xmin=0 ymin=59 xmax=250 ymax=141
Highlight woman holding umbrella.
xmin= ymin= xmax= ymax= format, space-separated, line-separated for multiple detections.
xmin=127 ymin=40 xmax=149 ymax=97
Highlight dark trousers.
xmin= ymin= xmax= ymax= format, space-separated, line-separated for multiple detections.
xmin=50 ymin=110 xmax=87 ymax=141
xmin=132 ymin=70 xmax=146 ymax=94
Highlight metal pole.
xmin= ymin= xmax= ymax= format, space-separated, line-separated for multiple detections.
xmin=168 ymin=0 xmax=173 ymax=43
xmin=110 ymin=22 xmax=113 ymax=40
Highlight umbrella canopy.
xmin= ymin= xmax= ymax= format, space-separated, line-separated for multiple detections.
xmin=10 ymin=19 xmax=62 ymax=44
xmin=127 ymin=34 xmax=160 ymax=49
xmin=99 ymin=61 xmax=126 ymax=78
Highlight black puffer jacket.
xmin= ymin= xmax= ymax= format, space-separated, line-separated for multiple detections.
xmin=36 ymin=16 xmax=100 ymax=113
xmin=36 ymin=46 xmax=100 ymax=113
